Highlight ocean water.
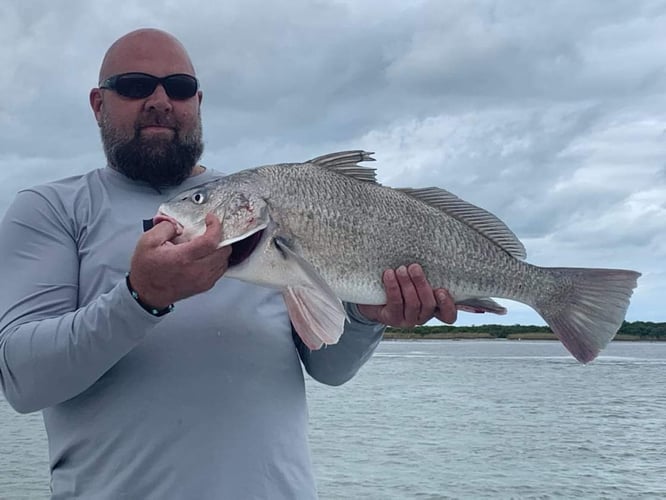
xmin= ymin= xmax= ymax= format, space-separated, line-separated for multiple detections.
xmin=2 ymin=340 xmax=665 ymax=499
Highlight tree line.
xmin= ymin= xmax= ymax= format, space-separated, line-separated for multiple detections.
xmin=386 ymin=321 xmax=666 ymax=340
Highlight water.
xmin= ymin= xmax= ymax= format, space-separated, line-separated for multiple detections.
xmin=307 ymin=341 xmax=666 ymax=499
xmin=0 ymin=404 xmax=48 ymax=499
xmin=2 ymin=341 xmax=665 ymax=499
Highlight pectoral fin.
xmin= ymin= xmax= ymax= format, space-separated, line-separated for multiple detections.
xmin=274 ymin=238 xmax=348 ymax=350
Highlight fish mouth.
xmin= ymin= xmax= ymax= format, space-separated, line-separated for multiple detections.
xmin=151 ymin=211 xmax=266 ymax=266
xmin=228 ymin=229 xmax=264 ymax=267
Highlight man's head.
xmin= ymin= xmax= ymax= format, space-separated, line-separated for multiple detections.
xmin=90 ymin=29 xmax=204 ymax=190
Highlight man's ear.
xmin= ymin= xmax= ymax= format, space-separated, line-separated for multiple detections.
xmin=89 ymin=88 xmax=103 ymax=126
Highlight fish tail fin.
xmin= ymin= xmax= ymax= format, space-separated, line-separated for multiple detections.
xmin=533 ymin=267 xmax=640 ymax=364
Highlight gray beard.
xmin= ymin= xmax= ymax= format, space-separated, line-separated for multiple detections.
xmin=100 ymin=113 xmax=204 ymax=192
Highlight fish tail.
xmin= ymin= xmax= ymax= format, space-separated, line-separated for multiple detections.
xmin=533 ymin=267 xmax=641 ymax=363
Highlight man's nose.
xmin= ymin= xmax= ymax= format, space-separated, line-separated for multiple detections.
xmin=144 ymin=83 xmax=173 ymax=112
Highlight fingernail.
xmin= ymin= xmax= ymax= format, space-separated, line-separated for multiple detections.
xmin=409 ymin=263 xmax=421 ymax=273
xmin=397 ymin=265 xmax=407 ymax=275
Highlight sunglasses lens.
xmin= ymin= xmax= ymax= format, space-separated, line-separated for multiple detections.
xmin=163 ymin=75 xmax=198 ymax=99
xmin=114 ymin=75 xmax=158 ymax=99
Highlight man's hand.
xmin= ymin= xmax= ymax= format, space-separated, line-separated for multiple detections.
xmin=128 ymin=213 xmax=231 ymax=309
xmin=357 ymin=264 xmax=457 ymax=327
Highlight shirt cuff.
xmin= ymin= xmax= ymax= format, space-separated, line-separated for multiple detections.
xmin=345 ymin=302 xmax=383 ymax=326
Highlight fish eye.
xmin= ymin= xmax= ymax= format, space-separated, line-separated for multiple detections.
xmin=191 ymin=191 xmax=207 ymax=205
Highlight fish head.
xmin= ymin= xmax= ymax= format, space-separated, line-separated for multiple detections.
xmin=157 ymin=180 xmax=271 ymax=266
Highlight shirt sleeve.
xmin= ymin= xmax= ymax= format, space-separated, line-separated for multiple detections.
xmin=0 ymin=190 xmax=160 ymax=414
xmin=294 ymin=302 xmax=385 ymax=386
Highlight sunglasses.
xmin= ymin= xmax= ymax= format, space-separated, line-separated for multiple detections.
xmin=100 ymin=72 xmax=199 ymax=100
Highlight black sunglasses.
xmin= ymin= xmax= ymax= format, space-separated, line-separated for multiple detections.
xmin=100 ymin=72 xmax=199 ymax=100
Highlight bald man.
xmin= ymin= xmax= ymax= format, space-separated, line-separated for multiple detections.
xmin=0 ymin=29 xmax=456 ymax=499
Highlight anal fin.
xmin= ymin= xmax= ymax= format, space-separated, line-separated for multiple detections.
xmin=456 ymin=297 xmax=507 ymax=315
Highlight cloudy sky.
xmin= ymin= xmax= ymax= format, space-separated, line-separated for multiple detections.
xmin=1 ymin=0 xmax=664 ymax=326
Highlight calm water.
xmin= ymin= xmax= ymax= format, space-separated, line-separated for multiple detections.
xmin=1 ymin=341 xmax=665 ymax=499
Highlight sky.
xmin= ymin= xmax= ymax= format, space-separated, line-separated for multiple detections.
xmin=1 ymin=0 xmax=664 ymax=326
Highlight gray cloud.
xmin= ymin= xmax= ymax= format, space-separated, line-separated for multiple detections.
xmin=0 ymin=0 xmax=663 ymax=324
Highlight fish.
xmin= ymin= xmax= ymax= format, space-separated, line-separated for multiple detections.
xmin=157 ymin=150 xmax=641 ymax=363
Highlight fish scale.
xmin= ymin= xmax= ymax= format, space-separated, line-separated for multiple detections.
xmin=267 ymin=164 xmax=524 ymax=303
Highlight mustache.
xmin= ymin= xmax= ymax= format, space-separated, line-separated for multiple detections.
xmin=135 ymin=112 xmax=178 ymax=130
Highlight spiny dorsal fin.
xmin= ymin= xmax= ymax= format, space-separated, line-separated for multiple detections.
xmin=306 ymin=150 xmax=378 ymax=183
xmin=398 ymin=187 xmax=527 ymax=260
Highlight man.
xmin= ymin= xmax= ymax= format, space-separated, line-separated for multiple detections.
xmin=0 ymin=29 xmax=456 ymax=499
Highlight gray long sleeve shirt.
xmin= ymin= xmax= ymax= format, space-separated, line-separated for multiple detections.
xmin=0 ymin=166 xmax=384 ymax=500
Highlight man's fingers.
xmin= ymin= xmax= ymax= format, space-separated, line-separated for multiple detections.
xmin=181 ymin=214 xmax=223 ymax=261
xmin=407 ymin=264 xmax=437 ymax=323
xmin=382 ymin=269 xmax=401 ymax=302
xmin=360 ymin=265 xmax=459 ymax=328
xmin=202 ymin=213 xmax=222 ymax=243
xmin=381 ymin=269 xmax=405 ymax=323
xmin=435 ymin=289 xmax=457 ymax=324
xmin=397 ymin=265 xmax=423 ymax=324
xmin=142 ymin=220 xmax=180 ymax=247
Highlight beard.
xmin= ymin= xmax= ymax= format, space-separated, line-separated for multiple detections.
xmin=100 ymin=110 xmax=204 ymax=191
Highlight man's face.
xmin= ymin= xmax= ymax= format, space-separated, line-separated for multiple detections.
xmin=90 ymin=35 xmax=204 ymax=190
xmin=98 ymin=83 xmax=203 ymax=190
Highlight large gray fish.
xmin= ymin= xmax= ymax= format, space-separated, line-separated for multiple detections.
xmin=157 ymin=151 xmax=640 ymax=363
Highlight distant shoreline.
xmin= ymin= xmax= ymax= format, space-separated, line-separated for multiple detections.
xmin=382 ymin=332 xmax=666 ymax=342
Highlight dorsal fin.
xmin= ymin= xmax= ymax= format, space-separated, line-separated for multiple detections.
xmin=398 ymin=187 xmax=527 ymax=260
xmin=306 ymin=150 xmax=378 ymax=183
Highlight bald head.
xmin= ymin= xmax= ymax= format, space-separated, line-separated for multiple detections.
xmin=99 ymin=29 xmax=196 ymax=84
